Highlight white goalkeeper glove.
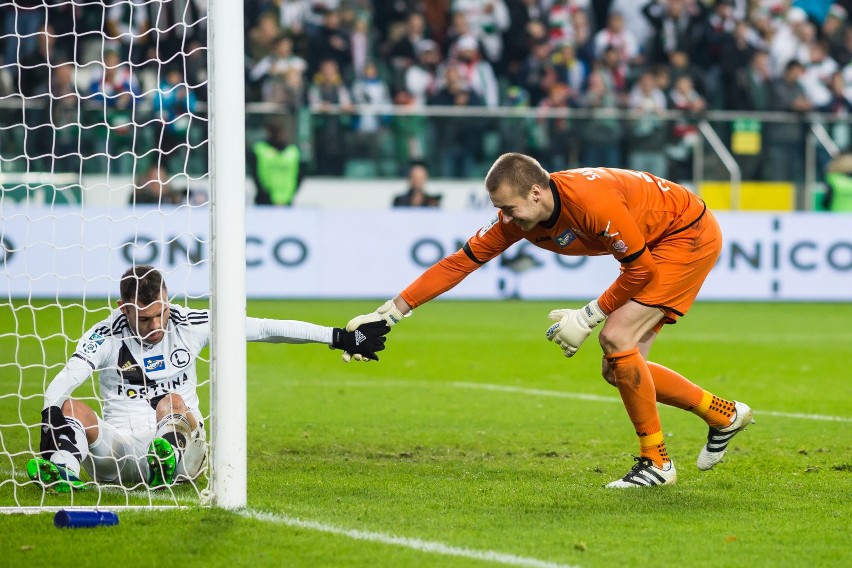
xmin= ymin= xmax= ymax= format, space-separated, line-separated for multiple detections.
xmin=341 ymin=300 xmax=406 ymax=362
xmin=545 ymin=300 xmax=607 ymax=358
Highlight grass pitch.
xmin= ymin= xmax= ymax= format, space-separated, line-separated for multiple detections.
xmin=1 ymin=300 xmax=851 ymax=567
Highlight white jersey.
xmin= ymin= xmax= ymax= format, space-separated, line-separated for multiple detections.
xmin=70 ymin=304 xmax=209 ymax=422
xmin=43 ymin=307 xmax=335 ymax=425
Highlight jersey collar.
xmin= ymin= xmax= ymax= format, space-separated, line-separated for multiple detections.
xmin=540 ymin=178 xmax=561 ymax=230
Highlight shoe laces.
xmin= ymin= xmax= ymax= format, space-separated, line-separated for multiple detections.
xmin=625 ymin=456 xmax=656 ymax=477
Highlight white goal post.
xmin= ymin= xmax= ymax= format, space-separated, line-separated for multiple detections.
xmin=0 ymin=0 xmax=246 ymax=512
xmin=208 ymin=0 xmax=247 ymax=510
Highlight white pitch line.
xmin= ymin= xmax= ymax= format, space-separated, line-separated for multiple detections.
xmin=242 ymin=509 xmax=578 ymax=568
xmin=279 ymin=379 xmax=852 ymax=423
xmin=448 ymin=382 xmax=852 ymax=423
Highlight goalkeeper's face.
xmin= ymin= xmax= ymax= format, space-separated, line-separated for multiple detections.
xmin=119 ymin=291 xmax=170 ymax=345
xmin=490 ymin=183 xmax=548 ymax=232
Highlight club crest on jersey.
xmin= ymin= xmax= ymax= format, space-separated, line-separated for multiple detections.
xmin=479 ymin=215 xmax=499 ymax=236
xmin=170 ymin=349 xmax=191 ymax=368
xmin=555 ymin=228 xmax=577 ymax=247
xmin=144 ymin=355 xmax=166 ymax=372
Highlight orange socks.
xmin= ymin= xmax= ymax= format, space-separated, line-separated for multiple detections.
xmin=606 ymin=348 xmax=669 ymax=468
xmin=691 ymin=391 xmax=737 ymax=428
xmin=646 ymin=362 xmax=736 ymax=428
xmin=646 ymin=362 xmax=703 ymax=410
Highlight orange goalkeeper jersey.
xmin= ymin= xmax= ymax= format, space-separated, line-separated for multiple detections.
xmin=400 ymin=167 xmax=708 ymax=314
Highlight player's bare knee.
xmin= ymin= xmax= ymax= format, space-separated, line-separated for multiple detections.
xmin=156 ymin=393 xmax=188 ymax=416
xmin=597 ymin=326 xmax=636 ymax=355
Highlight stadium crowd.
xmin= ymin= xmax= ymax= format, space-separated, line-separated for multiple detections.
xmin=1 ymin=1 xmax=851 ymax=198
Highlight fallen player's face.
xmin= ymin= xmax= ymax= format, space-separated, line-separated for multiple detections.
xmin=121 ymin=292 xmax=170 ymax=345
xmin=490 ymin=184 xmax=542 ymax=232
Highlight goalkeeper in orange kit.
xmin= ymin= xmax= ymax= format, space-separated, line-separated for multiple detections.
xmin=344 ymin=152 xmax=754 ymax=488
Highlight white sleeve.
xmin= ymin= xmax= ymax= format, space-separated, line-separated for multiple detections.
xmin=246 ymin=317 xmax=334 ymax=345
xmin=43 ymin=356 xmax=95 ymax=410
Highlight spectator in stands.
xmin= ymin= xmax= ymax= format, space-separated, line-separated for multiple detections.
xmin=453 ymin=0 xmax=511 ymax=66
xmin=89 ymin=48 xmax=141 ymax=107
xmin=154 ymin=66 xmax=198 ymax=171
xmin=392 ymin=161 xmax=442 ymax=207
xmin=278 ymin=0 xmax=310 ymax=34
xmin=579 ymin=68 xmax=624 ymax=168
xmin=627 ymin=69 xmax=669 ymax=178
xmin=801 ymin=40 xmax=839 ymax=108
xmin=545 ymin=0 xmax=585 ymax=47
xmin=765 ymin=59 xmax=812 ymax=184
xmin=694 ymin=0 xmax=735 ymax=108
xmin=770 ymin=7 xmax=814 ymax=77
xmin=516 ymin=38 xmax=556 ymax=106
xmin=536 ymin=81 xmax=578 ymax=171
xmin=823 ymin=152 xmax=852 ymax=211
xmin=16 ymin=23 xmax=70 ymax=97
xmin=247 ymin=12 xmax=281 ymax=64
xmin=351 ymin=60 xmax=392 ymax=161
xmin=593 ymin=10 xmax=642 ymax=83
xmin=105 ymin=0 xmax=152 ymax=66
xmin=349 ymin=15 xmax=373 ymax=80
xmin=308 ymin=8 xmax=352 ymax=79
xmin=249 ymin=34 xmax=308 ymax=102
xmin=308 ymin=58 xmax=353 ymax=176
xmin=131 ymin=164 xmax=179 ymax=205
xmin=451 ymin=33 xmax=500 ymax=107
xmin=551 ymin=41 xmax=587 ymax=94
xmin=404 ymin=39 xmax=442 ymax=106
xmin=146 ymin=0 xmax=204 ymax=70
xmin=642 ymin=0 xmax=707 ymax=67
xmin=597 ymin=45 xmax=628 ymax=99
xmin=428 ymin=65 xmax=485 ymax=178
xmin=388 ymin=12 xmax=430 ymax=88
xmin=823 ymin=4 xmax=849 ymax=65
xmin=2 ymin=0 xmax=44 ymax=66
xmin=501 ymin=0 xmax=538 ymax=80
xmin=264 ymin=66 xmax=306 ymax=114
xmin=570 ymin=8 xmax=595 ymax=70
xmin=667 ymin=75 xmax=706 ymax=181
xmin=248 ymin=118 xmax=303 ymax=206
xmin=720 ymin=20 xmax=760 ymax=108
xmin=89 ymin=48 xmax=141 ymax=174
xmin=35 ymin=63 xmax=80 ymax=173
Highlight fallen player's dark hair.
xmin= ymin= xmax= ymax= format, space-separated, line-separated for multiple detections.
xmin=120 ymin=265 xmax=166 ymax=304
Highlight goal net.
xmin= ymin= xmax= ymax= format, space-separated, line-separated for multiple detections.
xmin=0 ymin=0 xmax=246 ymax=511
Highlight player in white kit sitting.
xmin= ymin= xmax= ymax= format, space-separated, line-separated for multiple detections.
xmin=27 ymin=265 xmax=389 ymax=491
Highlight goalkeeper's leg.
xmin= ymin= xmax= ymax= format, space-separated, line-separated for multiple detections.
xmin=27 ymin=400 xmax=97 ymax=492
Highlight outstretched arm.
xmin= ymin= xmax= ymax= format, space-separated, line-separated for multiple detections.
xmin=246 ymin=317 xmax=389 ymax=360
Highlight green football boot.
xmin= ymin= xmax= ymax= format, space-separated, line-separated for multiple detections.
xmin=26 ymin=457 xmax=87 ymax=493
xmin=147 ymin=437 xmax=177 ymax=488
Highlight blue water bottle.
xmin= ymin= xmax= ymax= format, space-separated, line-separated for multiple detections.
xmin=54 ymin=509 xmax=119 ymax=528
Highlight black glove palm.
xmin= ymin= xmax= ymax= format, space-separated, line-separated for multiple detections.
xmin=332 ymin=321 xmax=390 ymax=361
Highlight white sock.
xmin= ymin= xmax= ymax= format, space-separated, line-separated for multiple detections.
xmin=49 ymin=450 xmax=81 ymax=478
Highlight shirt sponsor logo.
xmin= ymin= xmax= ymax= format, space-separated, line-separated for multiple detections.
xmin=144 ymin=355 xmax=166 ymax=372
xmin=88 ymin=332 xmax=105 ymax=345
xmin=479 ymin=215 xmax=499 ymax=236
xmin=117 ymin=373 xmax=188 ymax=400
xmin=555 ymin=229 xmax=577 ymax=247
xmin=82 ymin=331 xmax=106 ymax=354
xmin=612 ymin=240 xmax=629 ymax=253
xmin=170 ymin=349 xmax=191 ymax=368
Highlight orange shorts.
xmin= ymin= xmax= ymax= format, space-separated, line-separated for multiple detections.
xmin=633 ymin=209 xmax=722 ymax=331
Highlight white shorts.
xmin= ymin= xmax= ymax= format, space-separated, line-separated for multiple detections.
xmin=83 ymin=407 xmax=206 ymax=486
